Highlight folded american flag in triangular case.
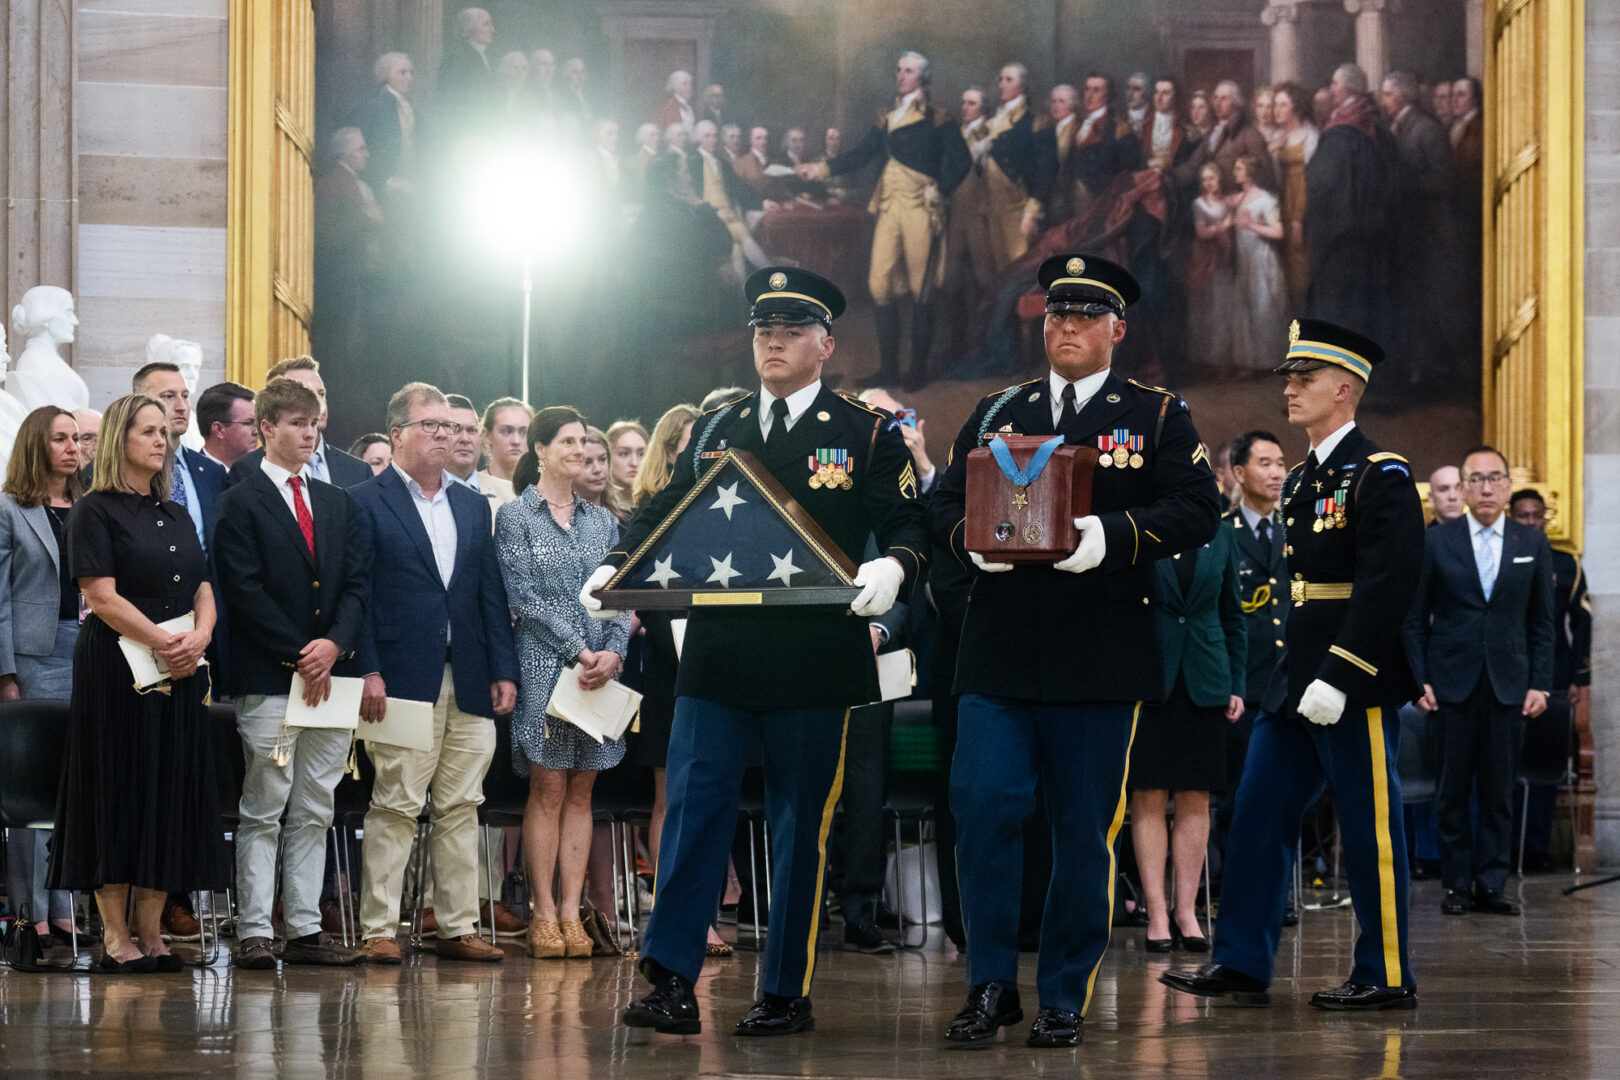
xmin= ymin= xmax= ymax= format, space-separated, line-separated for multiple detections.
xmin=594 ymin=450 xmax=860 ymax=609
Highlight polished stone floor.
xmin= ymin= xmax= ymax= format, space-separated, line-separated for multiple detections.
xmin=2 ymin=875 xmax=1619 ymax=1079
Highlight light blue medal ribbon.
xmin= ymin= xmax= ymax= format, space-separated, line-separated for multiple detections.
xmin=989 ymin=435 xmax=1066 ymax=486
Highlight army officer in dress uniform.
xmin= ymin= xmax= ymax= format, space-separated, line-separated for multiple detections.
xmin=930 ymin=254 xmax=1222 ymax=1048
xmin=800 ymin=50 xmax=970 ymax=390
xmin=1162 ymin=318 xmax=1426 ymax=1011
xmin=579 ymin=267 xmax=928 ymax=1038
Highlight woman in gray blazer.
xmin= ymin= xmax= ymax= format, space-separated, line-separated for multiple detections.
xmin=1 ymin=405 xmax=84 ymax=943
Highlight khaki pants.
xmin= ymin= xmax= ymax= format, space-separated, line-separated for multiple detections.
xmin=359 ymin=665 xmax=495 ymax=940
xmin=982 ymin=158 xmax=1031 ymax=270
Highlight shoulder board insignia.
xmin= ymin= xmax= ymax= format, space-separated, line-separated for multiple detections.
xmin=1127 ymin=379 xmax=1176 ymax=397
xmin=1289 ymin=461 xmax=1306 ymax=472
xmin=1366 ymin=452 xmax=1409 ymax=464
xmin=837 ymin=392 xmax=884 ymax=417
xmin=985 ymin=378 xmax=1040 ymax=401
xmin=702 ymin=395 xmax=748 ymax=416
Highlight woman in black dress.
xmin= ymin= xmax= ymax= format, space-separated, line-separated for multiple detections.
xmin=47 ymin=395 xmax=228 ymax=973
xmin=1129 ymin=525 xmax=1247 ymax=952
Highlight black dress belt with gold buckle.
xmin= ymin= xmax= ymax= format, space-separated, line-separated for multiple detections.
xmin=1289 ymin=577 xmax=1354 ymax=604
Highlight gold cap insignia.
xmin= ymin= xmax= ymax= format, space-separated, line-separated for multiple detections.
xmin=1288 ymin=319 xmax=1300 ymax=346
xmin=1066 ymin=257 xmax=1085 ymax=276
xmin=1107 ymin=393 xmax=1120 ymax=403
xmin=768 ymin=272 xmax=788 ymax=290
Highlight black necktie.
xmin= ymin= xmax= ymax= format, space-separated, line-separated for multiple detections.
xmin=1058 ymin=382 xmax=1078 ymax=430
xmin=765 ymin=397 xmax=790 ymax=450
xmin=1257 ymin=516 xmax=1272 ymax=547
xmin=1307 ymin=451 xmax=1320 ymax=475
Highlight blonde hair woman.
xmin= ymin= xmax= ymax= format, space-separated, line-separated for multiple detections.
xmin=603 ymin=420 xmax=648 ymax=524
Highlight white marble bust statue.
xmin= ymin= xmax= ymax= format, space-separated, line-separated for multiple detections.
xmin=8 ymin=286 xmax=90 ymax=412
xmin=147 ymin=334 xmax=207 ymax=451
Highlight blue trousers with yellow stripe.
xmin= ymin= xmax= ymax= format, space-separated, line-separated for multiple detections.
xmin=951 ymin=695 xmax=1138 ymax=1015
xmin=1214 ymin=704 xmax=1414 ymax=989
xmin=641 ymin=696 xmax=848 ymax=999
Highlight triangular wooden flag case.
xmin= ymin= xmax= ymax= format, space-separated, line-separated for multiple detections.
xmin=594 ymin=450 xmax=861 ymax=609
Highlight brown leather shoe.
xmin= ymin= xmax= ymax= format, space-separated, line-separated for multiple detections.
xmin=361 ymin=936 xmax=403 ymax=965
xmin=283 ymin=932 xmax=364 ymax=966
xmin=161 ymin=904 xmax=202 ymax=942
xmin=235 ymin=936 xmax=277 ymax=970
xmin=436 ymin=934 xmax=503 ymax=963
xmin=482 ymin=900 xmax=529 ymax=937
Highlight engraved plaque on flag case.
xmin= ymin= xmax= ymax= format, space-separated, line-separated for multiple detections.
xmin=966 ymin=436 xmax=1099 ymax=563
xmin=594 ymin=450 xmax=862 ymax=609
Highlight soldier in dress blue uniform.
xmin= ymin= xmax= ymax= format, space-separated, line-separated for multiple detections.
xmin=930 ymin=253 xmax=1222 ymax=1048
xmin=579 ymin=267 xmax=928 ymax=1038
xmin=1162 ymin=318 xmax=1427 ymax=1011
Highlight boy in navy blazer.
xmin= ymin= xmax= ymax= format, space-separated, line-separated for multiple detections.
xmin=213 ymin=378 xmax=367 ymax=968
xmin=349 ymin=383 xmax=518 ymax=964
xmin=1403 ymin=446 xmax=1555 ymax=916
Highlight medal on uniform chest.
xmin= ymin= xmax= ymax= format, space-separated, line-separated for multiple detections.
xmin=1331 ymin=488 xmax=1347 ymax=527
xmin=807 ymin=449 xmax=854 ymax=490
xmin=1097 ymin=435 xmax=1115 ymax=467
xmin=1113 ymin=429 xmax=1144 ymax=468
xmin=1313 ymin=496 xmax=1331 ymax=531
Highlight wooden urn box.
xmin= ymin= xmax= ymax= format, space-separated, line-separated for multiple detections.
xmin=965 ymin=435 xmax=1099 ymax=563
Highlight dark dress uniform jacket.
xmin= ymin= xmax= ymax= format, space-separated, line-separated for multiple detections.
xmin=826 ymin=102 xmax=972 ymax=195
xmin=212 ymin=468 xmax=368 ymax=698
xmin=1154 ymin=525 xmax=1247 ymax=707
xmin=1401 ymin=514 xmax=1555 ymax=705
xmin=1551 ymin=548 xmax=1592 ymax=690
xmin=1261 ymin=426 xmax=1424 ymax=714
xmin=1224 ymin=505 xmax=1290 ymax=703
xmin=930 ymin=371 xmax=1222 ymax=703
xmin=607 ymin=386 xmax=929 ymax=711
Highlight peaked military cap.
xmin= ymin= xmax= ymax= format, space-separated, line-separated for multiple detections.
xmin=746 ymin=266 xmax=846 ymax=329
xmin=1037 ymin=253 xmax=1140 ymax=316
xmin=1273 ymin=317 xmax=1385 ymax=382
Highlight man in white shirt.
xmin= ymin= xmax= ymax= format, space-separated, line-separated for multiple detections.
xmin=196 ymin=382 xmax=258 ymax=472
xmin=445 ymin=394 xmax=515 ymax=515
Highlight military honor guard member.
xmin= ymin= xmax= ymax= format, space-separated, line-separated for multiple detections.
xmin=801 ymin=50 xmax=970 ymax=389
xmin=579 ymin=268 xmax=928 ymax=1037
xmin=930 ymin=254 xmax=1222 ymax=1048
xmin=1162 ymin=318 xmax=1426 ymax=1011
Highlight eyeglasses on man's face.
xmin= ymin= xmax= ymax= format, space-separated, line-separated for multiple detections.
xmin=399 ymin=419 xmax=463 ymax=436
xmin=1464 ymin=471 xmax=1510 ymax=489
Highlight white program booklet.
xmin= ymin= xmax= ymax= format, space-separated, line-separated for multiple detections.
xmin=546 ymin=665 xmax=643 ymax=744
xmin=875 ymin=648 xmax=917 ymax=703
xmin=356 ymin=697 xmax=436 ymax=751
xmin=118 ymin=613 xmax=201 ymax=689
xmin=285 ymin=674 xmax=364 ymax=730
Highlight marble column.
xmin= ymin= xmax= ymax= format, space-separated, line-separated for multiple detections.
xmin=1343 ymin=0 xmax=1391 ymax=87
xmin=1465 ymin=0 xmax=1486 ymax=77
xmin=1262 ymin=2 xmax=1301 ymax=83
xmin=2 ymin=0 xmax=77 ymax=360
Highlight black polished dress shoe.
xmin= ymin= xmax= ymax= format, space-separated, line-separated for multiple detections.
xmin=1174 ymin=928 xmax=1210 ymax=954
xmin=1159 ymin=963 xmax=1270 ymax=1005
xmin=734 ymin=996 xmax=814 ymax=1036
xmin=944 ymin=981 xmax=1023 ymax=1047
xmin=624 ymin=973 xmax=701 ymax=1034
xmin=97 ymin=952 xmax=159 ymax=974
xmin=1309 ymin=981 xmax=1418 ymax=1011
xmin=150 ymin=952 xmax=185 ymax=973
xmin=1144 ymin=937 xmax=1174 ymax=953
xmin=1026 ymin=1006 xmax=1082 ymax=1048
xmin=1474 ymin=889 xmax=1521 ymax=916
xmin=1441 ymin=889 xmax=1472 ymax=915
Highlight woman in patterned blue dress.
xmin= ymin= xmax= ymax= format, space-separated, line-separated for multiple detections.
xmin=495 ymin=406 xmax=631 ymax=958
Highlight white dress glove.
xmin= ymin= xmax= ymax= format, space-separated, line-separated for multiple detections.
xmin=970 ymin=551 xmax=1014 ymax=573
xmin=1299 ymin=679 xmax=1347 ymax=726
xmin=851 ymin=557 xmax=905 ymax=617
xmin=1053 ymin=515 xmax=1106 ymax=574
xmin=579 ymin=565 xmax=619 ymax=619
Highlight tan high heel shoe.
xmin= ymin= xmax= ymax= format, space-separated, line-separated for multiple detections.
xmin=558 ymin=917 xmax=593 ymax=958
xmin=526 ymin=918 xmax=565 ymax=959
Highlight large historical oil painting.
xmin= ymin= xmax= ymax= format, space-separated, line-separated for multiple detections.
xmin=311 ymin=0 xmax=1482 ymax=473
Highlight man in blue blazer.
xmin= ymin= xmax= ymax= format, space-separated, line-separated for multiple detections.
xmin=1403 ymin=445 xmax=1555 ymax=917
xmin=132 ymin=361 xmax=227 ymax=554
xmin=349 ymin=382 xmax=518 ymax=964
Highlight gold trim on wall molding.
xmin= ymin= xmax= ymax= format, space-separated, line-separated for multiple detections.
xmin=1483 ymin=0 xmax=1584 ymax=551
xmin=227 ymin=0 xmax=314 ymax=390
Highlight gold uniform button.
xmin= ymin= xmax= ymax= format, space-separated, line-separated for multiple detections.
xmin=1273 ymin=618 xmax=1282 ymax=625
xmin=312 ymin=581 xmax=320 ymax=588
xmin=1268 ymin=577 xmax=1276 ymax=584
xmin=1285 ymin=517 xmax=1294 ymax=526
xmin=1275 ymin=639 xmax=1284 ymax=647
xmin=1142 ymin=597 xmax=1150 ymax=605
xmin=314 ymin=608 xmax=321 ymax=616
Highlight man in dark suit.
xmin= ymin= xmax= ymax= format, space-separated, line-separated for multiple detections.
xmin=213 ymin=377 xmax=367 ymax=969
xmin=436 ymin=7 xmax=499 ymax=127
xmin=229 ymin=357 xmax=372 ymax=490
xmin=351 ymin=52 xmax=418 ymax=201
xmin=581 ymin=268 xmax=928 ymax=1038
xmin=1211 ymin=430 xmax=1290 ymax=895
xmin=1163 ymin=319 xmax=1425 ymax=1012
xmin=931 ymin=254 xmax=1221 ymax=1048
xmin=1404 ymin=447 xmax=1555 ymax=916
xmin=350 ymin=382 xmax=518 ymax=965
xmin=132 ymin=361 xmax=226 ymax=556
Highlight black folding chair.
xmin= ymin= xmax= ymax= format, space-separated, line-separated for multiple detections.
xmin=0 ymin=699 xmax=78 ymax=960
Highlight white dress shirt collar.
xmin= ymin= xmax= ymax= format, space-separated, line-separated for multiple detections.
xmin=1468 ymin=511 xmax=1505 ymax=542
xmin=1309 ymin=420 xmax=1357 ymax=463
xmin=261 ymin=456 xmax=316 ymax=524
xmin=759 ymin=380 xmax=822 ymax=439
xmin=1078 ymin=105 xmax=1108 ymax=140
xmin=1048 ymin=368 xmax=1111 ymax=428
xmin=890 ymin=89 xmax=922 ymax=128
xmin=994 ymin=94 xmax=1025 ymax=119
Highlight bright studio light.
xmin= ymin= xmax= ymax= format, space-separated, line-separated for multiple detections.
xmin=463 ymin=139 xmax=592 ymax=263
